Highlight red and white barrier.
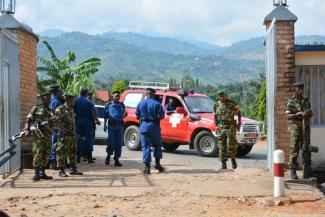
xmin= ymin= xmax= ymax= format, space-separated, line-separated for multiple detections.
xmin=274 ymin=150 xmax=285 ymax=197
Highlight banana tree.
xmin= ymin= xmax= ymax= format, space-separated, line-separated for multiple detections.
xmin=37 ymin=41 xmax=101 ymax=95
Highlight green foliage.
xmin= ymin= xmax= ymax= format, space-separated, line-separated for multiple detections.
xmin=37 ymin=40 xmax=101 ymax=95
xmin=111 ymin=80 xmax=127 ymax=93
xmin=252 ymin=80 xmax=266 ymax=132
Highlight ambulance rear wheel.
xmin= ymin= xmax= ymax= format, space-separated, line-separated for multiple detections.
xmin=194 ymin=131 xmax=218 ymax=157
xmin=163 ymin=144 xmax=180 ymax=152
xmin=124 ymin=125 xmax=141 ymax=151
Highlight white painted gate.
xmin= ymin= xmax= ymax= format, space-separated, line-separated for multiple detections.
xmin=265 ymin=19 xmax=277 ymax=170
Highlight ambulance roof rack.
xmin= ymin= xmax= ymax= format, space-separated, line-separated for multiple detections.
xmin=129 ymin=81 xmax=182 ymax=91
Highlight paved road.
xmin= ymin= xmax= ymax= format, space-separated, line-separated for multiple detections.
xmin=93 ymin=143 xmax=267 ymax=170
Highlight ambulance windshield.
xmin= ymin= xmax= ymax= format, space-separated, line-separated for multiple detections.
xmin=184 ymin=96 xmax=214 ymax=113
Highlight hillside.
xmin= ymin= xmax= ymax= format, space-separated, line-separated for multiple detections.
xmin=37 ymin=30 xmax=325 ymax=85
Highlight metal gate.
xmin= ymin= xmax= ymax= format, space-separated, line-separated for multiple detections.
xmin=0 ymin=29 xmax=20 ymax=177
xmin=265 ymin=19 xmax=277 ymax=170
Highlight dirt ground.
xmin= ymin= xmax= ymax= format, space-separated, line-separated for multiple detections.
xmin=1 ymin=143 xmax=324 ymax=217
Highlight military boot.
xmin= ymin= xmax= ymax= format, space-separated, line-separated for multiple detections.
xmin=231 ymin=158 xmax=237 ymax=169
xmin=144 ymin=163 xmax=150 ymax=174
xmin=114 ymin=159 xmax=122 ymax=167
xmin=221 ymin=160 xmax=227 ymax=169
xmin=87 ymin=152 xmax=95 ymax=164
xmin=69 ymin=166 xmax=84 ymax=175
xmin=105 ymin=155 xmax=110 ymax=165
xmin=59 ymin=168 xmax=68 ymax=177
xmin=290 ymin=169 xmax=298 ymax=180
xmin=154 ymin=158 xmax=165 ymax=172
xmin=32 ymin=167 xmax=40 ymax=181
xmin=39 ymin=167 xmax=53 ymax=180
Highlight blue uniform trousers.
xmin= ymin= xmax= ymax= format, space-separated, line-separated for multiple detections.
xmin=49 ymin=132 xmax=58 ymax=161
xmin=76 ymin=118 xmax=93 ymax=155
xmin=106 ymin=127 xmax=123 ymax=160
xmin=140 ymin=130 xmax=163 ymax=164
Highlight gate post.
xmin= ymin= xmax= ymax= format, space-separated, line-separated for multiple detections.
xmin=264 ymin=4 xmax=297 ymax=164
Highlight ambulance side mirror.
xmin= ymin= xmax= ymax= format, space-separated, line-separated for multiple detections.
xmin=176 ymin=107 xmax=186 ymax=115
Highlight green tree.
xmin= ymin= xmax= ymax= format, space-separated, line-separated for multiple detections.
xmin=111 ymin=80 xmax=127 ymax=93
xmin=37 ymin=41 xmax=101 ymax=95
xmin=252 ymin=80 xmax=266 ymax=133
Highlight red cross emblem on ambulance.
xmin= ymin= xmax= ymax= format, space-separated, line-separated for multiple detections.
xmin=169 ymin=113 xmax=184 ymax=128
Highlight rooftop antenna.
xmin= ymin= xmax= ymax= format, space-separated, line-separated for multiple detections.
xmin=273 ymin=0 xmax=288 ymax=7
xmin=1 ymin=0 xmax=16 ymax=14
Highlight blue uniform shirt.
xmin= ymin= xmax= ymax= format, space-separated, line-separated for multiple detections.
xmin=136 ymin=98 xmax=165 ymax=133
xmin=74 ymin=96 xmax=93 ymax=120
xmin=49 ymin=95 xmax=61 ymax=110
xmin=164 ymin=103 xmax=176 ymax=112
xmin=104 ymin=102 xmax=125 ymax=129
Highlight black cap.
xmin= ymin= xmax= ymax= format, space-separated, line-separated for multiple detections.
xmin=112 ymin=90 xmax=120 ymax=95
xmin=80 ymin=88 xmax=88 ymax=95
xmin=87 ymin=92 xmax=94 ymax=96
xmin=146 ymin=87 xmax=156 ymax=93
xmin=293 ymin=81 xmax=304 ymax=88
xmin=50 ymin=84 xmax=60 ymax=90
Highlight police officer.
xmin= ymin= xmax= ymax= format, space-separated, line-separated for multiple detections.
xmin=55 ymin=94 xmax=83 ymax=177
xmin=213 ymin=90 xmax=241 ymax=170
xmin=49 ymin=84 xmax=62 ymax=169
xmin=136 ymin=88 xmax=165 ymax=174
xmin=103 ymin=91 xmax=125 ymax=166
xmin=164 ymin=98 xmax=176 ymax=112
xmin=285 ymin=81 xmax=313 ymax=179
xmin=25 ymin=92 xmax=54 ymax=181
xmin=87 ymin=92 xmax=100 ymax=162
xmin=74 ymin=88 xmax=96 ymax=164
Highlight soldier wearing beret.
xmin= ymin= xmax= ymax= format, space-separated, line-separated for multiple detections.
xmin=25 ymin=92 xmax=54 ymax=181
xmin=285 ymin=82 xmax=313 ymax=179
xmin=55 ymin=94 xmax=83 ymax=177
xmin=213 ymin=90 xmax=241 ymax=170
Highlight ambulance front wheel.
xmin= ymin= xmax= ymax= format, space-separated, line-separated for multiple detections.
xmin=194 ymin=131 xmax=218 ymax=157
xmin=124 ymin=125 xmax=141 ymax=151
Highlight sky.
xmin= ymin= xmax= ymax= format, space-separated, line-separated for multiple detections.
xmin=10 ymin=0 xmax=325 ymax=46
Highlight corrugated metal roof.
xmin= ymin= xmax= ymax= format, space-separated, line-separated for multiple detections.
xmin=264 ymin=5 xmax=297 ymax=24
xmin=0 ymin=14 xmax=38 ymax=41
xmin=95 ymin=90 xmax=110 ymax=102
xmin=295 ymin=45 xmax=325 ymax=52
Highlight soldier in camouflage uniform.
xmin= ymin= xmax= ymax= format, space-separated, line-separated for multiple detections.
xmin=213 ymin=91 xmax=241 ymax=170
xmin=285 ymin=82 xmax=313 ymax=179
xmin=55 ymin=94 xmax=83 ymax=177
xmin=26 ymin=92 xmax=54 ymax=181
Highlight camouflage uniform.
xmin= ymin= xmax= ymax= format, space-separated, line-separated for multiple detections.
xmin=285 ymin=95 xmax=311 ymax=170
xmin=55 ymin=103 xmax=77 ymax=169
xmin=213 ymin=99 xmax=240 ymax=161
xmin=27 ymin=105 xmax=53 ymax=168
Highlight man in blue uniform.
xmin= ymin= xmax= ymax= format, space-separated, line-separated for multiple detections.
xmin=136 ymin=88 xmax=165 ymax=174
xmin=164 ymin=98 xmax=176 ymax=112
xmin=74 ymin=88 xmax=96 ymax=164
xmin=49 ymin=84 xmax=62 ymax=169
xmin=104 ymin=91 xmax=126 ymax=166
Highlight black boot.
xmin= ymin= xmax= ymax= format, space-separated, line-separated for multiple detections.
xmin=290 ymin=169 xmax=298 ymax=180
xmin=105 ymin=155 xmax=110 ymax=165
xmin=144 ymin=163 xmax=150 ymax=174
xmin=221 ymin=160 xmax=227 ymax=169
xmin=39 ymin=167 xmax=53 ymax=180
xmin=154 ymin=158 xmax=165 ymax=172
xmin=32 ymin=167 xmax=40 ymax=181
xmin=59 ymin=168 xmax=68 ymax=177
xmin=114 ymin=159 xmax=122 ymax=167
xmin=231 ymin=158 xmax=237 ymax=169
xmin=69 ymin=166 xmax=84 ymax=175
xmin=88 ymin=152 xmax=95 ymax=164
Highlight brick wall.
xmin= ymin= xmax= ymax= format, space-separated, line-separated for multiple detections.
xmin=266 ymin=21 xmax=296 ymax=162
xmin=10 ymin=29 xmax=38 ymax=150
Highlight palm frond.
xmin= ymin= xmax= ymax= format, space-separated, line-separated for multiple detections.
xmin=42 ymin=41 xmax=61 ymax=67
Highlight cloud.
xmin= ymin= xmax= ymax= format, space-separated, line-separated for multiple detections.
xmin=13 ymin=0 xmax=325 ymax=46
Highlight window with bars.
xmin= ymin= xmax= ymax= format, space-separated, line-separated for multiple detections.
xmin=296 ymin=65 xmax=325 ymax=126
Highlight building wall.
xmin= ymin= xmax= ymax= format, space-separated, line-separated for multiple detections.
xmin=296 ymin=52 xmax=325 ymax=65
xmin=10 ymin=29 xmax=38 ymax=150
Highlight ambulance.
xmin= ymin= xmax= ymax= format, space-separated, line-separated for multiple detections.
xmin=121 ymin=81 xmax=262 ymax=157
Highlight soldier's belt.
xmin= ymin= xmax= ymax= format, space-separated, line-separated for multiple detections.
xmin=217 ymin=120 xmax=235 ymax=125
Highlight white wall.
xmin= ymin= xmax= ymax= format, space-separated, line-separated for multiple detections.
xmin=311 ymin=127 xmax=325 ymax=168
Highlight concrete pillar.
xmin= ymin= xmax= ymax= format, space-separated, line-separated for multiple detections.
xmin=264 ymin=5 xmax=297 ymax=162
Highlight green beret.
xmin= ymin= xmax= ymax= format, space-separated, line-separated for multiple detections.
xmin=218 ymin=90 xmax=227 ymax=96
xmin=64 ymin=93 xmax=75 ymax=99
xmin=38 ymin=92 xmax=50 ymax=97
xmin=112 ymin=90 xmax=120 ymax=95
xmin=50 ymin=84 xmax=60 ymax=89
xmin=293 ymin=81 xmax=304 ymax=88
